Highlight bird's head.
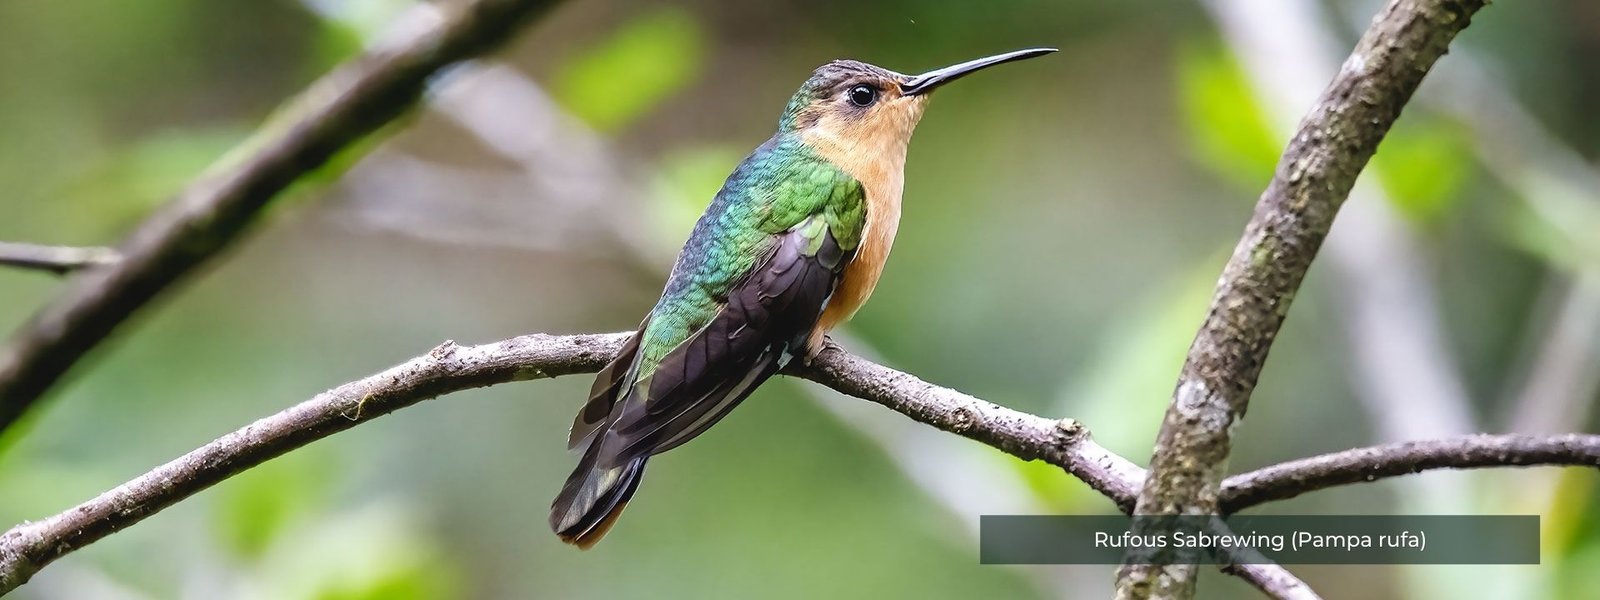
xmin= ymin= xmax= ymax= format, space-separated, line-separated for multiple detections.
xmin=777 ymin=48 xmax=1056 ymax=159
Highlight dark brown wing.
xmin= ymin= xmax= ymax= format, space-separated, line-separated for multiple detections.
xmin=598 ymin=219 xmax=850 ymax=465
xmin=552 ymin=212 xmax=850 ymax=547
xmin=566 ymin=318 xmax=647 ymax=451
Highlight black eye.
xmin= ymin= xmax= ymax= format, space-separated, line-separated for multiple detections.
xmin=847 ymin=85 xmax=877 ymax=107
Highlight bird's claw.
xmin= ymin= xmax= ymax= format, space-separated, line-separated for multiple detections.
xmin=801 ymin=334 xmax=836 ymax=366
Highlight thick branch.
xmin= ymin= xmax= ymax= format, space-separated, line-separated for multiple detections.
xmin=1118 ymin=1 xmax=1488 ymax=598
xmin=0 ymin=243 xmax=119 ymax=276
xmin=1220 ymin=433 xmax=1600 ymax=513
xmin=0 ymin=0 xmax=562 ymax=433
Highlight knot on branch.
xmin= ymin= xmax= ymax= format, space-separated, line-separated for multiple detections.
xmin=948 ymin=406 xmax=978 ymax=433
xmin=1055 ymin=418 xmax=1087 ymax=443
xmin=429 ymin=340 xmax=460 ymax=360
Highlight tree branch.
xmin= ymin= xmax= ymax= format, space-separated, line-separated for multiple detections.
xmin=1118 ymin=1 xmax=1489 ymax=597
xmin=0 ymin=0 xmax=563 ymax=434
xmin=0 ymin=333 xmax=624 ymax=593
xmin=1223 ymin=563 xmax=1322 ymax=600
xmin=786 ymin=344 xmax=1144 ymax=508
xmin=1220 ymin=433 xmax=1600 ymax=513
xmin=794 ymin=347 xmax=1317 ymax=599
xmin=0 ymin=243 xmax=119 ymax=276
xmin=0 ymin=333 xmax=1258 ymax=596
xmin=7 ymin=333 xmax=1594 ymax=598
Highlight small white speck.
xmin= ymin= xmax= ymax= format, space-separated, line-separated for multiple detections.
xmin=1345 ymin=54 xmax=1367 ymax=75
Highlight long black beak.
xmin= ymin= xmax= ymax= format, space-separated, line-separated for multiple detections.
xmin=900 ymin=48 xmax=1057 ymax=96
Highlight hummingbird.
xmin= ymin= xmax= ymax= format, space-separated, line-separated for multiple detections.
xmin=550 ymin=48 xmax=1056 ymax=548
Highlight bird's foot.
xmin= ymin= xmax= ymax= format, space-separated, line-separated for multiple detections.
xmin=801 ymin=334 xmax=835 ymax=366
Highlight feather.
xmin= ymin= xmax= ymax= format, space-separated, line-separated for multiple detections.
xmin=549 ymin=220 xmax=849 ymax=547
xmin=551 ymin=131 xmax=865 ymax=548
xmin=606 ymin=221 xmax=847 ymax=462
xmin=567 ymin=318 xmax=647 ymax=451
xmin=549 ymin=441 xmax=646 ymax=549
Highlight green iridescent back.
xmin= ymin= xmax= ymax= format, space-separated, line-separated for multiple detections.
xmin=636 ymin=133 xmax=865 ymax=374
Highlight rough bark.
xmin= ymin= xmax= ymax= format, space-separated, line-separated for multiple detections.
xmin=0 ymin=334 xmax=621 ymax=593
xmin=1220 ymin=433 xmax=1600 ymax=513
xmin=6 ymin=332 xmax=1593 ymax=597
xmin=0 ymin=334 xmax=1202 ymax=594
xmin=1116 ymin=1 xmax=1490 ymax=597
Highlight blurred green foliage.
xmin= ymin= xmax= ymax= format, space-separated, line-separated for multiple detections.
xmin=1371 ymin=117 xmax=1474 ymax=225
xmin=2 ymin=1 xmax=1599 ymax=599
xmin=54 ymin=130 xmax=245 ymax=235
xmin=554 ymin=9 xmax=707 ymax=132
xmin=650 ymin=144 xmax=743 ymax=237
xmin=247 ymin=504 xmax=461 ymax=600
xmin=1175 ymin=40 xmax=1278 ymax=190
xmin=213 ymin=450 xmax=336 ymax=559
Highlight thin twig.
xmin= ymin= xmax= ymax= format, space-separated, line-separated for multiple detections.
xmin=788 ymin=343 xmax=1144 ymax=507
xmin=1118 ymin=1 xmax=1489 ymax=598
xmin=790 ymin=345 xmax=1316 ymax=599
xmin=1222 ymin=563 xmax=1322 ymax=600
xmin=0 ymin=243 xmax=120 ymax=276
xmin=1220 ymin=433 xmax=1600 ymax=513
xmin=0 ymin=0 xmax=563 ymax=434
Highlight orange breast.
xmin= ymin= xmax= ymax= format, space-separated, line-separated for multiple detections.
xmin=798 ymin=96 xmax=921 ymax=354
xmin=806 ymin=168 xmax=903 ymax=353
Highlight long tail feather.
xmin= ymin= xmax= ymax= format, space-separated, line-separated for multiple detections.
xmin=549 ymin=439 xmax=647 ymax=549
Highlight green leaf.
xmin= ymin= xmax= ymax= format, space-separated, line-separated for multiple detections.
xmin=245 ymin=504 xmax=460 ymax=600
xmin=1174 ymin=39 xmax=1279 ymax=191
xmin=212 ymin=448 xmax=334 ymax=559
xmin=1372 ymin=116 xmax=1473 ymax=224
xmin=1009 ymin=451 xmax=1090 ymax=512
xmin=552 ymin=9 xmax=706 ymax=132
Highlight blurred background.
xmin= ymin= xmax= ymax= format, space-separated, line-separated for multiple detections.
xmin=1 ymin=0 xmax=1597 ymax=598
